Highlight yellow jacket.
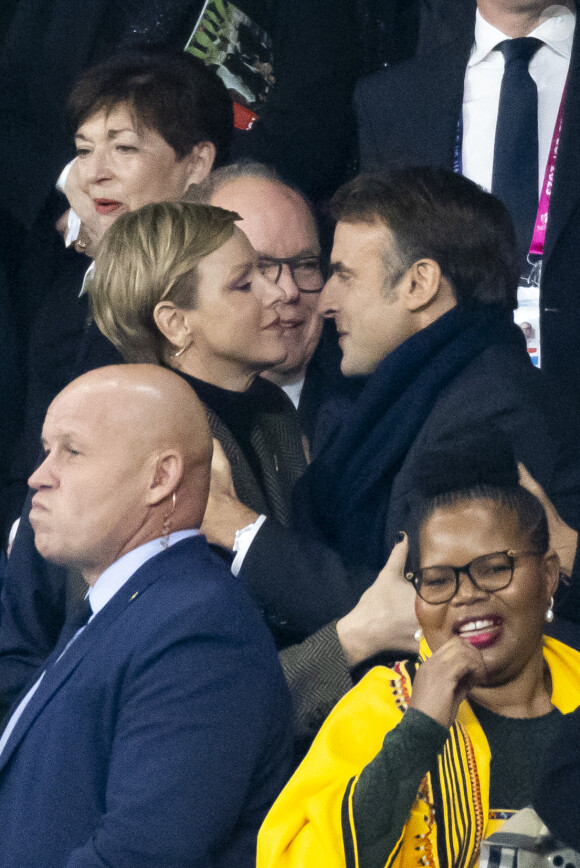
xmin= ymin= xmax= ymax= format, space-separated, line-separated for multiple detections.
xmin=258 ymin=637 xmax=580 ymax=868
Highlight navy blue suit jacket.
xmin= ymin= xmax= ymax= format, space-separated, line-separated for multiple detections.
xmin=354 ymin=0 xmax=580 ymax=399
xmin=0 ymin=536 xmax=292 ymax=867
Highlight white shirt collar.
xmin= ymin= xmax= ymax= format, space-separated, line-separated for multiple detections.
xmin=79 ymin=260 xmax=95 ymax=297
xmin=281 ymin=378 xmax=305 ymax=410
xmin=88 ymin=530 xmax=199 ymax=616
xmin=469 ymin=5 xmax=575 ymax=66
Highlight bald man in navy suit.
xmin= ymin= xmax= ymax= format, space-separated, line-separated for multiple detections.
xmin=0 ymin=365 xmax=291 ymax=868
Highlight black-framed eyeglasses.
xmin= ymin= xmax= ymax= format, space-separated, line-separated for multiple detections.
xmin=257 ymin=255 xmax=325 ymax=293
xmin=405 ymin=550 xmax=543 ymax=605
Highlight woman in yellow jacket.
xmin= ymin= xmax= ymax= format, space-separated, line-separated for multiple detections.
xmin=258 ymin=434 xmax=580 ymax=868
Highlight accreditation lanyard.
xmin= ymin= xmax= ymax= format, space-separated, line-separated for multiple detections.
xmin=453 ymin=81 xmax=568 ymax=367
xmin=528 ymin=81 xmax=567 ymax=260
xmin=453 ymin=82 xmax=567 ymax=261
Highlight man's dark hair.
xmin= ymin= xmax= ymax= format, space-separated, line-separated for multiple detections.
xmin=331 ymin=167 xmax=520 ymax=310
xmin=404 ymin=428 xmax=549 ymax=573
xmin=67 ymin=50 xmax=233 ymax=167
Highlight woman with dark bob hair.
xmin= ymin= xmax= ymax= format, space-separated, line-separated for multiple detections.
xmin=257 ymin=430 xmax=580 ymax=868
xmin=63 ymin=48 xmax=232 ymax=256
xmin=15 ymin=49 xmax=233 ymax=516
xmin=88 ymin=200 xmax=306 ymax=529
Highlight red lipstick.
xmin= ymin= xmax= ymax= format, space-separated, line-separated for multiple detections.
xmin=93 ymin=199 xmax=122 ymax=215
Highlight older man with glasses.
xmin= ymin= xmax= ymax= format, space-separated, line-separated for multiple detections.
xmin=257 ymin=252 xmax=326 ymax=404
xmin=209 ymin=163 xmax=324 ymax=407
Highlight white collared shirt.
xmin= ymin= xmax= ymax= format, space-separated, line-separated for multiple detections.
xmin=55 ymin=159 xmax=92 ymax=297
xmin=56 ymin=161 xmax=82 ymax=247
xmin=0 ymin=530 xmax=198 ymax=758
xmin=281 ymin=378 xmax=305 ymax=410
xmin=462 ymin=6 xmax=575 ymax=193
xmin=88 ymin=530 xmax=199 ymax=616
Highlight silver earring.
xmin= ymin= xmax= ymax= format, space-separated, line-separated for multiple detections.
xmin=174 ymin=334 xmax=193 ymax=357
xmin=545 ymin=596 xmax=555 ymax=623
xmin=414 ymin=627 xmax=423 ymax=642
xmin=161 ymin=492 xmax=177 ymax=549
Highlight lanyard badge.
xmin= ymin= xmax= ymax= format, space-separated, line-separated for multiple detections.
xmin=514 ymin=83 xmax=566 ymax=368
xmin=456 ymin=82 xmax=567 ymax=368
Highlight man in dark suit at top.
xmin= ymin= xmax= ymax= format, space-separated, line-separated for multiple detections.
xmin=0 ymin=363 xmax=291 ymax=868
xmin=355 ymin=0 xmax=580 ymax=399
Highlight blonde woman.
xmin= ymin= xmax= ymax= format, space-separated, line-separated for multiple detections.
xmin=89 ymin=200 xmax=307 ymax=529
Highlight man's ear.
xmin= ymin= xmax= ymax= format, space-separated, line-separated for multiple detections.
xmin=183 ymin=141 xmax=217 ymax=188
xmin=402 ymin=259 xmax=443 ymax=312
xmin=147 ymin=450 xmax=184 ymax=506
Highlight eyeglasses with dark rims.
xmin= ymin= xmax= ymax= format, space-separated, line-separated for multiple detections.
xmin=405 ymin=549 xmax=544 ymax=604
xmin=257 ymin=255 xmax=325 ymax=293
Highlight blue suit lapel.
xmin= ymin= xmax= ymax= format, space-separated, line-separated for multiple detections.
xmin=411 ymin=49 xmax=470 ymax=169
xmin=0 ymin=548 xmax=173 ymax=776
xmin=400 ymin=3 xmax=474 ymax=169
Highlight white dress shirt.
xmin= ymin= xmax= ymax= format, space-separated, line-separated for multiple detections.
xmin=231 ymin=514 xmax=267 ymax=575
xmin=281 ymin=378 xmax=305 ymax=410
xmin=0 ymin=530 xmax=198 ymax=757
xmin=462 ymin=6 xmax=574 ymax=194
xmin=88 ymin=530 xmax=198 ymax=615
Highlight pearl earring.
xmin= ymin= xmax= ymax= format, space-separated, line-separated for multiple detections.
xmin=414 ymin=627 xmax=423 ymax=642
xmin=545 ymin=596 xmax=555 ymax=623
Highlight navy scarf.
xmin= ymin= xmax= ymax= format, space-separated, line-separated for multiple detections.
xmin=291 ymin=307 xmax=527 ymax=570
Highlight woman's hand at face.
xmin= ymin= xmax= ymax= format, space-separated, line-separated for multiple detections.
xmin=409 ymin=637 xmax=488 ymax=729
xmin=64 ymin=160 xmax=109 ymax=257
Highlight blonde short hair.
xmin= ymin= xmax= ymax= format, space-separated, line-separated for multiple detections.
xmin=88 ymin=201 xmax=238 ymax=363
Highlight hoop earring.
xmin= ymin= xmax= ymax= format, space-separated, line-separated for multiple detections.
xmin=545 ymin=596 xmax=555 ymax=623
xmin=161 ymin=492 xmax=177 ymax=549
xmin=173 ymin=332 xmax=194 ymax=358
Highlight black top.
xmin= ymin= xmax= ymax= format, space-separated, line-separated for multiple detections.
xmin=471 ymin=701 xmax=563 ymax=810
xmin=177 ymin=371 xmax=290 ymax=496
xmin=533 ymin=705 xmax=580 ymax=850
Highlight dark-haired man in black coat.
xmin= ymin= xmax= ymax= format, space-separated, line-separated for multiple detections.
xmin=201 ymin=168 xmax=580 ymax=748
xmin=355 ymin=0 xmax=580 ymax=399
